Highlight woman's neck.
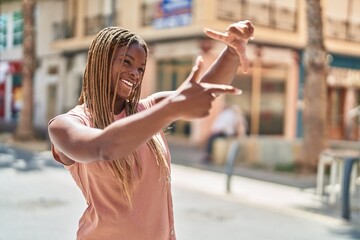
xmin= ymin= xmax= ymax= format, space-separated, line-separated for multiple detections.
xmin=114 ymin=97 xmax=125 ymax=115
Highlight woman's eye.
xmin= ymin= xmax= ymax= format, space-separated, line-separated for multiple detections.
xmin=123 ymin=59 xmax=131 ymax=65
xmin=138 ymin=68 xmax=145 ymax=74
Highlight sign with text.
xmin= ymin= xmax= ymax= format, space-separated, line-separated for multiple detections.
xmin=153 ymin=0 xmax=192 ymax=29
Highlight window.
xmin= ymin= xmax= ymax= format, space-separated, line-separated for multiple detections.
xmin=259 ymin=66 xmax=287 ymax=134
xmin=327 ymin=67 xmax=360 ymax=140
xmin=141 ymin=0 xmax=160 ymax=26
xmin=217 ymin=0 xmax=242 ymax=20
xmin=0 ymin=15 xmax=8 ymax=50
xmin=226 ymin=63 xmax=287 ymax=135
xmin=217 ymin=0 xmax=298 ymax=32
xmin=327 ymin=87 xmax=345 ymax=139
xmin=85 ymin=0 xmax=120 ymax=35
xmin=325 ymin=0 xmax=360 ymax=42
xmin=12 ymin=11 xmax=23 ymax=46
xmin=157 ymin=57 xmax=193 ymax=137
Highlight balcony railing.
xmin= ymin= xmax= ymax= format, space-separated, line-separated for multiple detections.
xmin=52 ymin=19 xmax=75 ymax=40
xmin=326 ymin=18 xmax=360 ymax=42
xmin=217 ymin=0 xmax=298 ymax=32
xmin=85 ymin=13 xmax=118 ymax=36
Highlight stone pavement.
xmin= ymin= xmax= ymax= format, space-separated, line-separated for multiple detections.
xmin=0 ymin=162 xmax=359 ymax=240
xmin=0 ymin=133 xmax=360 ymax=239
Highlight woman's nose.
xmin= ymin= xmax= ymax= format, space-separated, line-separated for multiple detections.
xmin=130 ymin=68 xmax=140 ymax=79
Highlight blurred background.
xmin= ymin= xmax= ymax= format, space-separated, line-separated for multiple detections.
xmin=1 ymin=0 xmax=360 ymax=164
xmin=0 ymin=0 xmax=360 ymax=239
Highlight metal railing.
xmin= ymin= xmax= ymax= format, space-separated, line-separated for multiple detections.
xmin=217 ymin=0 xmax=298 ymax=32
xmin=85 ymin=13 xmax=118 ymax=36
xmin=52 ymin=19 xmax=75 ymax=40
xmin=326 ymin=18 xmax=360 ymax=42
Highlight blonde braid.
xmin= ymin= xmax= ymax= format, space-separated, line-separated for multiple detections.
xmin=78 ymin=27 xmax=169 ymax=207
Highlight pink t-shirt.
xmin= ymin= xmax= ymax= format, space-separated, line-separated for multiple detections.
xmin=50 ymin=97 xmax=176 ymax=240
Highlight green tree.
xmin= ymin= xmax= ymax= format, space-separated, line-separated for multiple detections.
xmin=15 ymin=0 xmax=35 ymax=140
xmin=301 ymin=0 xmax=328 ymax=171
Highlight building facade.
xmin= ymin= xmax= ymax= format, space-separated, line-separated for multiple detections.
xmin=0 ymin=1 xmax=24 ymax=128
xmin=1 ymin=0 xmax=360 ymax=147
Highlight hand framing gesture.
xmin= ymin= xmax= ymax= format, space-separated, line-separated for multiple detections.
xmin=172 ymin=56 xmax=242 ymax=120
xmin=204 ymin=20 xmax=254 ymax=73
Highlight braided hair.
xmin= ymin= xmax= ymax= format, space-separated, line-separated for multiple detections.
xmin=78 ymin=27 xmax=168 ymax=207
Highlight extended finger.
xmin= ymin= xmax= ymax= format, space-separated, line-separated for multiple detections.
xmin=202 ymin=83 xmax=242 ymax=95
xmin=203 ymin=28 xmax=228 ymax=43
xmin=186 ymin=56 xmax=203 ymax=84
xmin=209 ymin=87 xmax=242 ymax=97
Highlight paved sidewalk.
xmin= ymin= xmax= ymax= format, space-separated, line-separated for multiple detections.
xmin=0 ymin=164 xmax=359 ymax=240
xmin=1 ymin=133 xmax=360 ymax=238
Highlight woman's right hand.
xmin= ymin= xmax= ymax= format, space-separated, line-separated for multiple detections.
xmin=168 ymin=56 xmax=242 ymax=120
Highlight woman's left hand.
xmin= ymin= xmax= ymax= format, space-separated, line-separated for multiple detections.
xmin=204 ymin=20 xmax=254 ymax=73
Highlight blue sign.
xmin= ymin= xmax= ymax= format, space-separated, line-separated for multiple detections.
xmin=162 ymin=0 xmax=192 ymax=14
xmin=153 ymin=0 xmax=192 ymax=29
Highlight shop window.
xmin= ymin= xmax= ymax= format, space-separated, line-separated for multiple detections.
xmin=327 ymin=87 xmax=345 ymax=139
xmin=327 ymin=67 xmax=360 ymax=140
xmin=225 ymin=74 xmax=252 ymax=135
xmin=157 ymin=57 xmax=193 ymax=137
xmin=226 ymin=63 xmax=287 ymax=136
xmin=259 ymin=66 xmax=286 ymax=134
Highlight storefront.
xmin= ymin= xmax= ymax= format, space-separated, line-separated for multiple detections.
xmin=327 ymin=55 xmax=360 ymax=140
xmin=150 ymin=39 xmax=300 ymax=143
xmin=297 ymin=53 xmax=360 ymax=140
xmin=0 ymin=8 xmax=24 ymax=127
xmin=0 ymin=61 xmax=22 ymax=124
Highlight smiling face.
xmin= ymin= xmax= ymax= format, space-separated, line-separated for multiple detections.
xmin=111 ymin=43 xmax=147 ymax=111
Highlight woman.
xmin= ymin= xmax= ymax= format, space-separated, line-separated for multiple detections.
xmin=48 ymin=20 xmax=253 ymax=240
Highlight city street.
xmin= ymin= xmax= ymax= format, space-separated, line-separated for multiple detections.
xmin=0 ymin=143 xmax=360 ymax=240
xmin=1 ymin=0 xmax=360 ymax=239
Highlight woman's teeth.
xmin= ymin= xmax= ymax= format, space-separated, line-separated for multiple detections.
xmin=122 ymin=79 xmax=134 ymax=87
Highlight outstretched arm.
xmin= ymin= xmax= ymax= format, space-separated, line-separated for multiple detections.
xmin=200 ymin=20 xmax=254 ymax=85
xmin=153 ymin=20 xmax=254 ymax=103
xmin=48 ymin=58 xmax=241 ymax=164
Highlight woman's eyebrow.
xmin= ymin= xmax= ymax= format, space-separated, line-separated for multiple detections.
xmin=121 ymin=54 xmax=146 ymax=66
xmin=125 ymin=54 xmax=135 ymax=61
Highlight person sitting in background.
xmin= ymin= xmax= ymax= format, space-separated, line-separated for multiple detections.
xmin=203 ymin=104 xmax=248 ymax=163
